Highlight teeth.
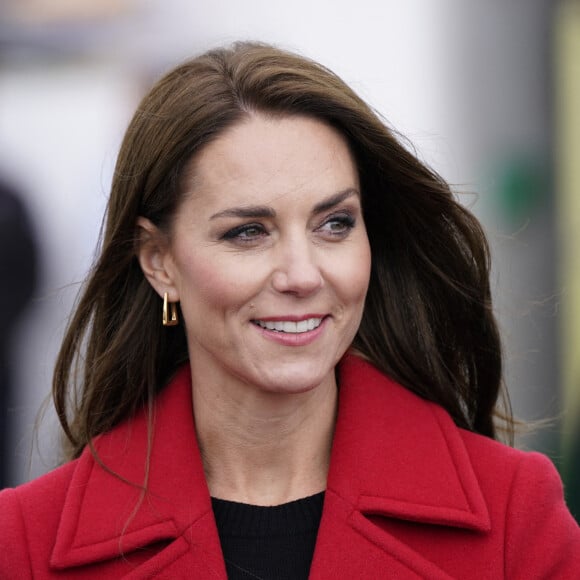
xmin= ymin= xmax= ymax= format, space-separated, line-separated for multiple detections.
xmin=255 ymin=318 xmax=323 ymax=333
xmin=296 ymin=320 xmax=308 ymax=333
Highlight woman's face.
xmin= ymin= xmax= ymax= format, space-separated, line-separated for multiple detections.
xmin=143 ymin=114 xmax=371 ymax=396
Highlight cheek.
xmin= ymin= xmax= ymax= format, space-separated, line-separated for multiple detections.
xmin=175 ymin=252 xmax=260 ymax=314
xmin=327 ymin=241 xmax=372 ymax=309
xmin=347 ymin=241 xmax=372 ymax=301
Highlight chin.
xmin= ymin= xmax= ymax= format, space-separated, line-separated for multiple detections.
xmin=267 ymin=382 xmax=321 ymax=396
xmin=254 ymin=363 xmax=335 ymax=396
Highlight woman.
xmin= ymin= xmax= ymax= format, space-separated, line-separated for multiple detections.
xmin=1 ymin=42 xmax=578 ymax=579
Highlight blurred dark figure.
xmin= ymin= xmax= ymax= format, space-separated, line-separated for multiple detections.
xmin=0 ymin=178 xmax=38 ymax=488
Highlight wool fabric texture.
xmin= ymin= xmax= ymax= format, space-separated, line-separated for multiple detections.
xmin=1 ymin=355 xmax=579 ymax=578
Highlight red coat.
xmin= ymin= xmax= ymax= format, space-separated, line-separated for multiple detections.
xmin=1 ymin=356 xmax=579 ymax=578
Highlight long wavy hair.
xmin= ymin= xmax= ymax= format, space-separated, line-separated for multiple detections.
xmin=53 ymin=42 xmax=511 ymax=461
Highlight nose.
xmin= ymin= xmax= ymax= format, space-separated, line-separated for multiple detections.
xmin=271 ymin=238 xmax=323 ymax=297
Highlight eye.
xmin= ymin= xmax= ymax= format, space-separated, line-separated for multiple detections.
xmin=221 ymin=223 xmax=268 ymax=243
xmin=317 ymin=213 xmax=356 ymax=238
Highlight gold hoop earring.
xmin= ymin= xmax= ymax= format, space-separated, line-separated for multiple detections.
xmin=162 ymin=292 xmax=179 ymax=327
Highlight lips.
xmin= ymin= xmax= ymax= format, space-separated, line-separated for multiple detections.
xmin=252 ymin=317 xmax=324 ymax=334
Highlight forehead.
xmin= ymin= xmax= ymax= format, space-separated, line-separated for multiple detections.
xmin=182 ymin=114 xmax=359 ymax=209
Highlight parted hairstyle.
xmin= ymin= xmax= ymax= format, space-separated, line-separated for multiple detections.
xmin=53 ymin=42 xmax=511 ymax=461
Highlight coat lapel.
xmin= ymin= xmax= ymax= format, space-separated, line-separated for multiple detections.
xmin=310 ymin=355 xmax=491 ymax=579
xmin=50 ymin=356 xmax=491 ymax=578
xmin=50 ymin=366 xmax=227 ymax=578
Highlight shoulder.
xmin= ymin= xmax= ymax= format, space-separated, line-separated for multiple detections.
xmin=459 ymin=425 xmax=546 ymax=466
xmin=0 ymin=461 xmax=78 ymax=577
xmin=459 ymin=425 xmax=577 ymax=512
xmin=458 ymin=427 xmax=580 ymax=575
xmin=412 ymin=388 xmax=573 ymax=526
xmin=335 ymin=356 xmax=580 ymax=575
xmin=1 ymin=459 xmax=78 ymax=512
xmin=457 ymin=426 xmax=565 ymax=503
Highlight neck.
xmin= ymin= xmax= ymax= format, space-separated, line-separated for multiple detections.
xmin=191 ymin=371 xmax=338 ymax=506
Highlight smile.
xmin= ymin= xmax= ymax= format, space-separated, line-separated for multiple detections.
xmin=253 ymin=317 xmax=323 ymax=334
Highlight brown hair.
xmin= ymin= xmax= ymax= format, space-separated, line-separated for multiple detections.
xmin=53 ymin=42 xmax=511 ymax=461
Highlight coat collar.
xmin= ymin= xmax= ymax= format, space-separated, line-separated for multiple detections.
xmin=50 ymin=365 xmax=226 ymax=575
xmin=327 ymin=355 xmax=490 ymax=531
xmin=50 ymin=355 xmax=490 ymax=576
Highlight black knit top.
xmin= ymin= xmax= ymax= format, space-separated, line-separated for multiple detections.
xmin=211 ymin=491 xmax=325 ymax=580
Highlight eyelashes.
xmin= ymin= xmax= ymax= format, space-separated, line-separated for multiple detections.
xmin=319 ymin=213 xmax=356 ymax=235
xmin=221 ymin=223 xmax=267 ymax=241
xmin=219 ymin=211 xmax=357 ymax=244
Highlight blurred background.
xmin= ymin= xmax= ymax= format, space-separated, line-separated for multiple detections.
xmin=0 ymin=0 xmax=578 ymax=517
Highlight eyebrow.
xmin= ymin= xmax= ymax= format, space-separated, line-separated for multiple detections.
xmin=209 ymin=188 xmax=359 ymax=220
xmin=312 ymin=188 xmax=359 ymax=214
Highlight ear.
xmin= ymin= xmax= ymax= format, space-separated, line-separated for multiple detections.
xmin=135 ymin=217 xmax=180 ymax=302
